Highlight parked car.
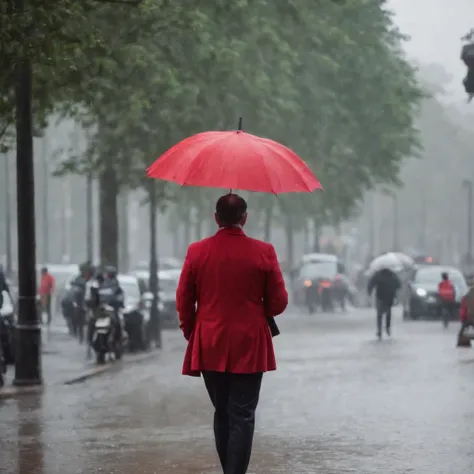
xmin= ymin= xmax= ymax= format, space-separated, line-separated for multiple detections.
xmin=293 ymin=254 xmax=346 ymax=306
xmin=118 ymin=274 xmax=151 ymax=351
xmin=293 ymin=255 xmax=352 ymax=312
xmin=403 ymin=265 xmax=467 ymax=320
xmin=132 ymin=269 xmax=180 ymax=328
xmin=134 ymin=257 xmax=182 ymax=272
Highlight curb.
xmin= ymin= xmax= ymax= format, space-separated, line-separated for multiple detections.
xmin=0 ymin=349 xmax=162 ymax=398
xmin=62 ymin=348 xmax=162 ymax=385
xmin=0 ymin=384 xmax=44 ymax=400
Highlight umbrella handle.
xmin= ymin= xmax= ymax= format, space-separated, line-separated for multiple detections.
xmin=238 ymin=117 xmax=243 ymax=131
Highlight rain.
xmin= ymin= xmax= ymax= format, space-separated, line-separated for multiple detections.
xmin=2 ymin=1 xmax=474 ymax=473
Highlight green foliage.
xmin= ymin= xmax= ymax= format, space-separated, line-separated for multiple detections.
xmin=1 ymin=0 xmax=423 ymax=228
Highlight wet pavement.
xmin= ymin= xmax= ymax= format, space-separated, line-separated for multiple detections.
xmin=2 ymin=330 xmax=93 ymax=389
xmin=2 ymin=307 xmax=474 ymax=473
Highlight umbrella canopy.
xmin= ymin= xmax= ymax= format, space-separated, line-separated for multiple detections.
xmin=391 ymin=252 xmax=414 ymax=268
xmin=368 ymin=252 xmax=413 ymax=275
xmin=147 ymin=127 xmax=322 ymax=194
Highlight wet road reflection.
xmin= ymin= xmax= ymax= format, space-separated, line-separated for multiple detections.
xmin=2 ymin=309 xmax=474 ymax=473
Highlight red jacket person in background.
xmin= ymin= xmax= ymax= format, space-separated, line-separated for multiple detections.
xmin=438 ymin=272 xmax=455 ymax=326
xmin=176 ymin=193 xmax=288 ymax=474
xmin=39 ymin=266 xmax=55 ymax=326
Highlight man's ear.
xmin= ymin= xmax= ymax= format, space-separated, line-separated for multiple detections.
xmin=214 ymin=213 xmax=220 ymax=226
xmin=241 ymin=212 xmax=248 ymax=226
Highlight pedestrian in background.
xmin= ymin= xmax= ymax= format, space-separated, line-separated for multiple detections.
xmin=458 ymin=276 xmax=474 ymax=347
xmin=176 ymin=193 xmax=288 ymax=474
xmin=368 ymin=268 xmax=401 ymax=339
xmin=38 ymin=267 xmax=55 ymax=327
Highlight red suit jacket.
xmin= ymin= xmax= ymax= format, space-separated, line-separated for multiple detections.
xmin=176 ymin=226 xmax=288 ymax=377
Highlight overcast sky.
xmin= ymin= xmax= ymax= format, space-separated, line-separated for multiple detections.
xmin=388 ymin=0 xmax=474 ymax=102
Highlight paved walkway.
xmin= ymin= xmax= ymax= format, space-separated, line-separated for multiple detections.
xmin=2 ymin=308 xmax=474 ymax=473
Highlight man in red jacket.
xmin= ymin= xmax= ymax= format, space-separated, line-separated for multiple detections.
xmin=438 ymin=272 xmax=455 ymax=327
xmin=176 ymin=193 xmax=288 ymax=474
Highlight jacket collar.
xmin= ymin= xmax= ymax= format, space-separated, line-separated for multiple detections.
xmin=217 ymin=226 xmax=245 ymax=236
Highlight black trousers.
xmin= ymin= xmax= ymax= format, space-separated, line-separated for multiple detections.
xmin=202 ymin=371 xmax=263 ymax=474
xmin=376 ymin=298 xmax=392 ymax=334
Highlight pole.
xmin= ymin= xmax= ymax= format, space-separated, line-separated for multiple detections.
xmin=393 ymin=194 xmax=399 ymax=251
xmin=61 ymin=179 xmax=67 ymax=262
xmin=42 ymin=137 xmax=49 ymax=264
xmin=467 ymin=181 xmax=472 ymax=262
xmin=86 ymin=171 xmax=93 ymax=263
xmin=64 ymin=177 xmax=72 ymax=263
xmin=14 ymin=0 xmax=42 ymax=386
xmin=4 ymin=152 xmax=12 ymax=277
xmin=368 ymin=193 xmax=375 ymax=257
xmin=148 ymin=180 xmax=162 ymax=349
xmin=420 ymin=192 xmax=426 ymax=251
xmin=464 ymin=179 xmax=473 ymax=262
xmin=119 ymin=192 xmax=129 ymax=272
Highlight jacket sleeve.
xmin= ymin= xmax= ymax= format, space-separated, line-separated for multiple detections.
xmin=264 ymin=244 xmax=288 ymax=317
xmin=176 ymin=246 xmax=197 ymax=340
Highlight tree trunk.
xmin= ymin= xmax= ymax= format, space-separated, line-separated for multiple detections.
xmin=194 ymin=214 xmax=202 ymax=241
xmin=148 ymin=180 xmax=161 ymax=348
xmin=86 ymin=171 xmax=93 ymax=263
xmin=303 ymin=219 xmax=309 ymax=253
xmin=118 ymin=192 xmax=129 ymax=272
xmin=263 ymin=204 xmax=272 ymax=242
xmin=285 ymin=213 xmax=295 ymax=272
xmin=207 ymin=217 xmax=215 ymax=237
xmin=99 ymin=163 xmax=119 ymax=268
xmin=184 ymin=207 xmax=192 ymax=248
xmin=172 ymin=223 xmax=180 ymax=258
xmin=312 ymin=218 xmax=320 ymax=252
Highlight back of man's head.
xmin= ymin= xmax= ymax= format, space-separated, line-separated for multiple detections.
xmin=215 ymin=193 xmax=248 ymax=227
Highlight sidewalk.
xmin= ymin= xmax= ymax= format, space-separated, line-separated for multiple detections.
xmin=0 ymin=326 xmax=174 ymax=399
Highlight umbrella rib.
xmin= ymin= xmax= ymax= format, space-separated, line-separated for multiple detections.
xmin=260 ymin=141 xmax=314 ymax=193
xmin=179 ymin=133 xmax=232 ymax=186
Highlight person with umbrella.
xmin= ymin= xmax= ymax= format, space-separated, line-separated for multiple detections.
xmin=148 ymin=119 xmax=321 ymax=473
xmin=368 ymin=266 xmax=401 ymax=339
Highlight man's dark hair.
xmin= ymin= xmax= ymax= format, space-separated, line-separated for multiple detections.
xmin=215 ymin=193 xmax=247 ymax=226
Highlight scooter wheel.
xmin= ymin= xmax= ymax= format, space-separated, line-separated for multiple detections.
xmin=96 ymin=352 xmax=106 ymax=365
xmin=114 ymin=344 xmax=123 ymax=360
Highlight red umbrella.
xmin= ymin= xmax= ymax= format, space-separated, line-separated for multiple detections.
xmin=147 ymin=120 xmax=322 ymax=194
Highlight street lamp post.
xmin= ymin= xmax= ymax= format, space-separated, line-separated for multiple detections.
xmin=13 ymin=0 xmax=42 ymax=386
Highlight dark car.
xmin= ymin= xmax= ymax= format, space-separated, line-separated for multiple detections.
xmin=294 ymin=259 xmax=350 ymax=312
xmin=403 ymin=266 xmax=467 ymax=321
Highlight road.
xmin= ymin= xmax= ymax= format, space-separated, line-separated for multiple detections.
xmin=1 ymin=307 xmax=474 ymax=474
